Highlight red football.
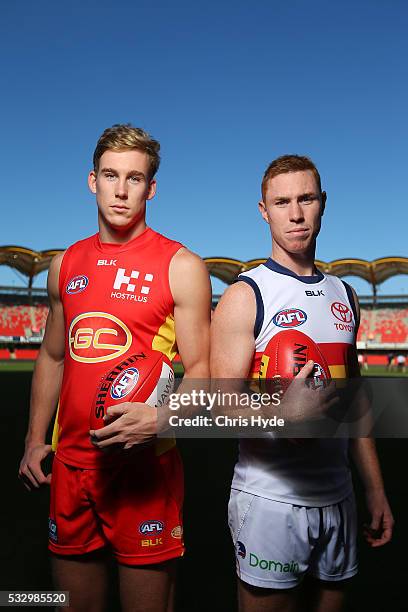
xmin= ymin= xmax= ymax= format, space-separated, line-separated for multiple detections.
xmin=260 ymin=330 xmax=331 ymax=390
xmin=90 ymin=349 xmax=175 ymax=430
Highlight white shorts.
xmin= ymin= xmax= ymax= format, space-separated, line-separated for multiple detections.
xmin=228 ymin=490 xmax=358 ymax=589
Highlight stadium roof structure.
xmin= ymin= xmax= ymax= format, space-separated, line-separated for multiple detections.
xmin=0 ymin=246 xmax=62 ymax=287
xmin=205 ymin=256 xmax=408 ymax=296
xmin=1 ymin=247 xmax=408 ymax=296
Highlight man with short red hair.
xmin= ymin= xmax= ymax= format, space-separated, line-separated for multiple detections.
xmin=211 ymin=155 xmax=393 ymax=612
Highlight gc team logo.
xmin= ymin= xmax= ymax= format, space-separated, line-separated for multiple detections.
xmin=331 ymin=302 xmax=352 ymax=323
xmin=110 ymin=367 xmax=139 ymax=400
xmin=236 ymin=541 xmax=246 ymax=559
xmin=171 ymin=525 xmax=183 ymax=539
xmin=273 ymin=308 xmax=307 ymax=328
xmin=68 ymin=312 xmax=132 ymax=363
xmin=66 ymin=275 xmax=89 ymax=295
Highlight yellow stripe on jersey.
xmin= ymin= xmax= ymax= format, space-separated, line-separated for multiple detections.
xmin=152 ymin=314 xmax=177 ymax=455
xmin=259 ymin=355 xmax=270 ymax=379
xmin=51 ymin=402 xmax=61 ymax=452
xmin=329 ymin=365 xmax=347 ymax=379
xmin=152 ymin=314 xmax=177 ymax=361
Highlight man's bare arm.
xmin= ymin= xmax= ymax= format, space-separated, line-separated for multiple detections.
xmin=18 ymin=253 xmax=65 ymax=489
xmin=170 ymin=248 xmax=211 ymax=379
xmin=211 ymin=281 xmax=256 ymax=378
xmin=350 ymin=438 xmax=394 ymax=546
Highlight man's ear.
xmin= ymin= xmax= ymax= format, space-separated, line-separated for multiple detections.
xmin=146 ymin=179 xmax=157 ymax=201
xmin=88 ymin=170 xmax=97 ymax=194
xmin=258 ymin=200 xmax=269 ymax=223
xmin=321 ymin=191 xmax=327 ymax=215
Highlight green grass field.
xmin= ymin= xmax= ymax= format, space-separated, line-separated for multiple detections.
xmin=0 ymin=359 xmax=187 ymax=375
xmin=0 ymin=360 xmax=37 ymax=372
xmin=1 ymin=360 xmax=407 ymax=377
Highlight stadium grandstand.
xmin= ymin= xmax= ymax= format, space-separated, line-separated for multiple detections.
xmin=1 ymin=246 xmax=408 ymax=368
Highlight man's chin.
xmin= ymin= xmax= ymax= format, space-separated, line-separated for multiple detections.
xmin=285 ymin=241 xmax=311 ymax=254
xmin=106 ymin=217 xmax=136 ymax=232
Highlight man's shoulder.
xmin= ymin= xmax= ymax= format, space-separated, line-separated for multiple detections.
xmin=170 ymin=248 xmax=209 ymax=287
xmin=219 ymin=278 xmax=257 ymax=309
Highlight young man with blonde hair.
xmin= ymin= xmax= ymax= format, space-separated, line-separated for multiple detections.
xmin=211 ymin=155 xmax=393 ymax=612
xmin=19 ymin=124 xmax=211 ymax=612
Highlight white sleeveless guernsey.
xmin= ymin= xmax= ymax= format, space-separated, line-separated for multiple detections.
xmin=231 ymin=258 xmax=358 ymax=506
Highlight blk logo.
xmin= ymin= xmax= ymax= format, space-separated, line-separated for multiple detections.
xmin=98 ymin=259 xmax=117 ymax=266
xmin=113 ymin=268 xmax=154 ymax=295
xmin=305 ymin=290 xmax=324 ymax=297
xmin=141 ymin=538 xmax=163 ymax=547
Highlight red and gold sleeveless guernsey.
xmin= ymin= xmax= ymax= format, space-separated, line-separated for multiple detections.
xmin=53 ymin=227 xmax=183 ymax=468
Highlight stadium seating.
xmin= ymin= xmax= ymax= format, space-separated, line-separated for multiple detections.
xmin=0 ymin=303 xmax=48 ymax=337
xmin=358 ymin=307 xmax=408 ymax=343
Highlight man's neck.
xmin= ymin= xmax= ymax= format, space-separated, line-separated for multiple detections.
xmin=271 ymin=244 xmax=317 ymax=276
xmin=98 ymin=218 xmax=147 ymax=245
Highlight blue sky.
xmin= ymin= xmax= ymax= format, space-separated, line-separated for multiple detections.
xmin=1 ymin=0 xmax=407 ymax=295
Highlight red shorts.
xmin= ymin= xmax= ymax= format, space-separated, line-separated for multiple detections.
xmin=48 ymin=447 xmax=184 ymax=565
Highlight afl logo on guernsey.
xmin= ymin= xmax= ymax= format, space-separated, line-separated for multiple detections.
xmin=68 ymin=312 xmax=132 ymax=363
xmin=273 ymin=308 xmax=307 ymax=328
xmin=110 ymin=367 xmax=139 ymax=400
xmin=66 ymin=275 xmax=89 ymax=294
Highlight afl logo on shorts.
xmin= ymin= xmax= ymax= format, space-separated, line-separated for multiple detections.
xmin=68 ymin=312 xmax=132 ymax=363
xmin=331 ymin=302 xmax=352 ymax=323
xmin=236 ymin=541 xmax=246 ymax=559
xmin=66 ymin=275 xmax=89 ymax=294
xmin=139 ymin=520 xmax=164 ymax=535
xmin=110 ymin=367 xmax=140 ymax=400
xmin=48 ymin=518 xmax=58 ymax=542
xmin=273 ymin=308 xmax=307 ymax=328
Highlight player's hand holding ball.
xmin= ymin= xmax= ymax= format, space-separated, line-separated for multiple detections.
xmin=281 ymin=359 xmax=338 ymax=423
xmin=89 ymin=350 xmax=174 ymax=453
xmin=260 ymin=330 xmax=338 ymax=425
xmin=90 ymin=400 xmax=158 ymax=451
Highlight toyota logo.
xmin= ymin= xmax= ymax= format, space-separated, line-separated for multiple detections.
xmin=331 ymin=302 xmax=352 ymax=323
